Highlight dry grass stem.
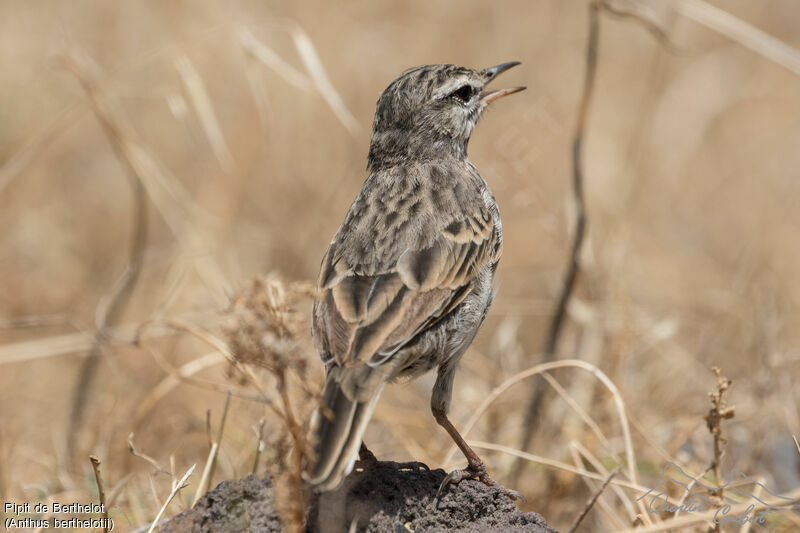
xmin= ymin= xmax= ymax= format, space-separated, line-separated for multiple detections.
xmin=252 ymin=418 xmax=266 ymax=474
xmin=141 ymin=317 xmax=270 ymax=396
xmin=541 ymin=371 xmax=612 ymax=450
xmin=704 ymin=366 xmax=735 ymax=532
xmin=518 ymin=0 xmax=597 ymax=455
xmin=0 ymin=311 xmax=219 ymax=365
xmin=739 ymin=476 xmax=765 ymax=533
xmin=192 ymin=390 xmax=232 ymax=506
xmin=289 ymin=25 xmax=359 ymax=134
xmin=224 ymin=277 xmax=317 ymax=532
xmin=175 ymin=55 xmax=235 ymax=172
xmin=3 ymin=3 xmax=799 ymax=532
xmin=567 ymin=445 xmax=629 ymax=530
xmin=0 ymin=100 xmax=85 ymax=195
xmin=146 ymin=464 xmax=195 ymax=533
xmin=568 ymin=465 xmax=621 ymax=533
xmin=128 ymin=433 xmax=171 ymax=476
xmin=468 ymin=441 xmax=649 ymax=493
xmin=89 ymin=455 xmax=109 ymax=533
xmin=58 ymin=53 xmax=150 ymax=461
xmin=445 ymin=359 xmax=637 ymax=492
xmin=671 ymin=465 xmax=711 ymax=521
xmin=569 ymin=440 xmax=636 ymax=522
xmin=603 ymin=0 xmax=679 ymax=52
xmin=676 ymin=0 xmax=800 ymax=76
xmin=238 ymin=29 xmax=315 ymax=91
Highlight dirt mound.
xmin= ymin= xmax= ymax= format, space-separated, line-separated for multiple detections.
xmin=160 ymin=474 xmax=282 ymax=533
xmin=160 ymin=468 xmax=555 ymax=532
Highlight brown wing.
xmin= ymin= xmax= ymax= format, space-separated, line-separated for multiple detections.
xmin=312 ymin=200 xmax=500 ymax=369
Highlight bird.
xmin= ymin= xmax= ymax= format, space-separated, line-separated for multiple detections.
xmin=303 ymin=62 xmax=525 ymax=499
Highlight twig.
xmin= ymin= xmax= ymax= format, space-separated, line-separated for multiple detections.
xmin=146 ymin=464 xmax=195 ymax=533
xmin=60 ymin=54 xmax=149 ymax=464
xmin=89 ymin=455 xmax=109 ymax=533
xmin=569 ymin=441 xmax=636 ymax=522
xmin=603 ymin=0 xmax=681 ymax=52
xmin=568 ymin=466 xmax=620 ymax=533
xmin=127 ymin=433 xmax=171 ymax=476
xmin=793 ymin=435 xmax=800 ymax=457
xmin=517 ymin=0 xmax=596 ymax=461
xmin=704 ymin=366 xmax=734 ymax=532
xmin=567 ymin=445 xmax=629 ymax=531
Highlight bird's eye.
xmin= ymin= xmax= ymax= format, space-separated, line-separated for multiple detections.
xmin=450 ymin=84 xmax=474 ymax=102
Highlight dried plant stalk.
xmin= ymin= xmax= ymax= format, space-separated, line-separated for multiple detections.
xmin=224 ymin=276 xmax=318 ymax=533
xmin=704 ymin=366 xmax=735 ymax=532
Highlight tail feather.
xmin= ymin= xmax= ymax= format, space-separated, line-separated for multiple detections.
xmin=304 ymin=373 xmax=385 ymax=491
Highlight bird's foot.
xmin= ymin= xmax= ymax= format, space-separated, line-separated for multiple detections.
xmin=435 ymin=461 xmax=523 ymax=505
xmin=354 ymin=443 xmax=430 ymax=473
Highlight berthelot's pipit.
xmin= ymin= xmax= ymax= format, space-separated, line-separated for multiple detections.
xmin=304 ymin=62 xmax=525 ymax=499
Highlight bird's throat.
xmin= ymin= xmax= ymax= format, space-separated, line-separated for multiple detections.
xmin=367 ymin=128 xmax=469 ymax=171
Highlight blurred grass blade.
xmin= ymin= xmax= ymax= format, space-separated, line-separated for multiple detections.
xmin=0 ymin=312 xmax=218 ymax=364
xmin=146 ymin=463 xmax=195 ymax=533
xmin=238 ymin=29 xmax=314 ymax=91
xmin=135 ymin=351 xmax=225 ymax=422
xmin=175 ymin=55 xmax=235 ymax=173
xmin=0 ymin=332 xmax=95 ymax=364
xmin=0 ymin=102 xmax=84 ymax=195
xmin=678 ymin=0 xmax=800 ymax=76
xmin=289 ymin=25 xmax=360 ymax=134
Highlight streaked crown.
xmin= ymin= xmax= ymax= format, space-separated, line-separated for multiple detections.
xmin=367 ymin=62 xmax=524 ymax=170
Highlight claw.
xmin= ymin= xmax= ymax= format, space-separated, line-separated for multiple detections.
xmin=434 ymin=461 xmax=523 ymax=507
xmin=356 ymin=458 xmax=430 ymax=472
xmin=355 ymin=443 xmax=430 ymax=473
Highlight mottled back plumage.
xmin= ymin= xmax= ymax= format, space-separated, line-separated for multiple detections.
xmin=304 ymin=62 xmax=524 ymax=493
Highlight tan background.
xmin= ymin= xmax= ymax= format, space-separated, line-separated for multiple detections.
xmin=1 ymin=1 xmax=799 ymax=530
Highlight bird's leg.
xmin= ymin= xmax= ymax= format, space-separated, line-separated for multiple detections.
xmin=354 ymin=441 xmax=429 ymax=472
xmin=431 ymin=364 xmax=522 ymax=503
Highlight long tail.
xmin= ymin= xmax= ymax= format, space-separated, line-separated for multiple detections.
xmin=303 ymin=368 xmax=385 ymax=491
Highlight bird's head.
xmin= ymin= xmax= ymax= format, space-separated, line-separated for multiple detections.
xmin=368 ymin=62 xmax=525 ymax=170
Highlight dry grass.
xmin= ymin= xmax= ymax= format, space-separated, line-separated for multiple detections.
xmin=1 ymin=1 xmax=800 ymax=531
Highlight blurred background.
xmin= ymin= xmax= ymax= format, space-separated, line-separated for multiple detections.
xmin=1 ymin=0 xmax=799 ymax=531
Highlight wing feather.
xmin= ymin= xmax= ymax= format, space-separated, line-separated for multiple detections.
xmin=312 ymin=164 xmax=502 ymax=371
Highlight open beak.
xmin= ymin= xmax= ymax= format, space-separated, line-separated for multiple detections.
xmin=480 ymin=61 xmax=526 ymax=104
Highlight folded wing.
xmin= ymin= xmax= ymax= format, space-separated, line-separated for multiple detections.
xmin=313 ymin=200 xmax=500 ymax=371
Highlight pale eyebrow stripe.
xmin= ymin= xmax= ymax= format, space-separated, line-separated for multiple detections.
xmin=434 ymin=77 xmax=476 ymax=99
